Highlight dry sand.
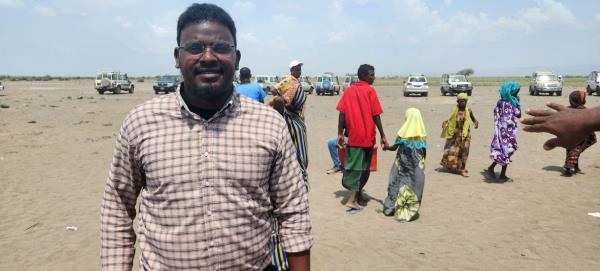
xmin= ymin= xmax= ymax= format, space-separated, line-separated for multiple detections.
xmin=0 ymin=80 xmax=599 ymax=270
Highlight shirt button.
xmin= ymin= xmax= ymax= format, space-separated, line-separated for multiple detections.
xmin=207 ymin=210 xmax=212 ymax=216
xmin=203 ymin=152 xmax=209 ymax=157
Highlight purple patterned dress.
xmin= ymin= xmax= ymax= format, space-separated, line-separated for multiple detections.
xmin=490 ymin=100 xmax=520 ymax=165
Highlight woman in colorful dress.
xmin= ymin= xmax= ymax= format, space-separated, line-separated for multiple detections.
xmin=272 ymin=61 xmax=309 ymax=185
xmin=382 ymin=108 xmax=427 ymax=222
xmin=562 ymin=90 xmax=597 ymax=176
xmin=486 ymin=81 xmax=521 ymax=182
xmin=440 ymin=92 xmax=479 ymax=177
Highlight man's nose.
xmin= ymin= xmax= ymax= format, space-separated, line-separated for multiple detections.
xmin=198 ymin=48 xmax=218 ymax=62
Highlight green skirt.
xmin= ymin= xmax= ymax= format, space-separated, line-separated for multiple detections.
xmin=342 ymin=146 xmax=373 ymax=192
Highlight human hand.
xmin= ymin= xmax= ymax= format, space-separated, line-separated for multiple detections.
xmin=474 ymin=120 xmax=479 ymax=129
xmin=442 ymin=120 xmax=447 ymax=129
xmin=380 ymin=136 xmax=389 ymax=150
xmin=521 ymin=102 xmax=591 ymax=150
xmin=337 ymin=135 xmax=346 ymax=149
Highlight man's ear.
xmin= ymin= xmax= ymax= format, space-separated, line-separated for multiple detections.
xmin=174 ymin=47 xmax=180 ymax=68
xmin=235 ymin=49 xmax=241 ymax=70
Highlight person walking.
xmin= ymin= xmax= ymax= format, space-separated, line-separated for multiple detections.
xmin=440 ymin=92 xmax=479 ymax=177
xmin=486 ymin=81 xmax=521 ymax=182
xmin=336 ymin=64 xmax=388 ymax=211
xmin=382 ymin=108 xmax=427 ymax=222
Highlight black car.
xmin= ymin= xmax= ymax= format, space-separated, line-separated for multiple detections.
xmin=153 ymin=75 xmax=181 ymax=94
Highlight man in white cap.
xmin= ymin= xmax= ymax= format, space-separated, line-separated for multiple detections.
xmin=270 ymin=60 xmax=310 ymax=187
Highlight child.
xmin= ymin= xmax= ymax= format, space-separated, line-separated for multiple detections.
xmin=562 ymin=90 xmax=596 ymax=176
xmin=382 ymin=108 xmax=427 ymax=222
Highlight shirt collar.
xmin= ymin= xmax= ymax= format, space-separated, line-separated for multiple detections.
xmin=175 ymin=83 xmax=239 ymax=121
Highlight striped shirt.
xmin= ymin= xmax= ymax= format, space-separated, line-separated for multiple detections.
xmin=100 ymin=89 xmax=312 ymax=270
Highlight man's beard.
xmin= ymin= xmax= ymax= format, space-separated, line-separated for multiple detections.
xmin=194 ymin=82 xmax=231 ymax=100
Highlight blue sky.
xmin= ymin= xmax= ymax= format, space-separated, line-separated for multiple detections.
xmin=0 ymin=0 xmax=599 ymax=77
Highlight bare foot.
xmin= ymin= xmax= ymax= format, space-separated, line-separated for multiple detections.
xmin=345 ymin=203 xmax=361 ymax=209
xmin=460 ymin=170 xmax=469 ymax=177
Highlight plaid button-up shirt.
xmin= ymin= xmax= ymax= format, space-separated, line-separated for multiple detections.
xmin=101 ymin=89 xmax=312 ymax=270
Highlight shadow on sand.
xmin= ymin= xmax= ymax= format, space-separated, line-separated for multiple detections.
xmin=333 ymin=190 xmax=383 ymax=207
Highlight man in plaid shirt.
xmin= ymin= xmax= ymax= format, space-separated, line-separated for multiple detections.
xmin=100 ymin=3 xmax=312 ymax=270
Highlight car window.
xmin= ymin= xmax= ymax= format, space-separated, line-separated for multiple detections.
xmin=409 ymin=76 xmax=426 ymax=82
xmin=538 ymin=75 xmax=557 ymax=81
xmin=449 ymin=75 xmax=466 ymax=82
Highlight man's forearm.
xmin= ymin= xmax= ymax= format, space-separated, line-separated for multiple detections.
xmin=287 ymin=250 xmax=310 ymax=271
xmin=337 ymin=112 xmax=345 ymax=136
xmin=373 ymin=115 xmax=386 ymax=138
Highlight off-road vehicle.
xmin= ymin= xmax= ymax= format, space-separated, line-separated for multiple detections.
xmin=403 ymin=73 xmax=429 ymax=97
xmin=342 ymin=75 xmax=359 ymax=91
xmin=440 ymin=74 xmax=473 ymax=96
xmin=586 ymin=71 xmax=600 ymax=96
xmin=300 ymin=76 xmax=314 ymax=94
xmin=315 ymin=72 xmax=341 ymax=95
xmin=254 ymin=75 xmax=280 ymax=95
xmin=529 ymin=71 xmax=562 ymax=96
xmin=95 ymin=71 xmax=134 ymax=94
xmin=153 ymin=75 xmax=180 ymax=94
xmin=0 ymin=81 xmax=4 ymax=92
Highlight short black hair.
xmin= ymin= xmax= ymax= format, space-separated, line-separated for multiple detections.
xmin=177 ymin=3 xmax=237 ymax=46
xmin=239 ymin=67 xmax=251 ymax=79
xmin=357 ymin=64 xmax=374 ymax=80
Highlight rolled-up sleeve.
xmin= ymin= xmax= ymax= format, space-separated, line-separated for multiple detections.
xmin=100 ymin=119 xmax=144 ymax=270
xmin=269 ymin=124 xmax=313 ymax=253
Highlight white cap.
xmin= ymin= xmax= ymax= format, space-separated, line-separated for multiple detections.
xmin=289 ymin=60 xmax=303 ymax=68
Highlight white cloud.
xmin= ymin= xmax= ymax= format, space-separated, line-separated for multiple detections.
xmin=150 ymin=24 xmax=170 ymax=38
xmin=113 ymin=16 xmax=132 ymax=29
xmin=0 ymin=0 xmax=22 ymax=7
xmin=594 ymin=13 xmax=600 ymax=22
xmin=240 ymin=32 xmax=259 ymax=43
xmin=272 ymin=15 xmax=297 ymax=26
xmin=34 ymin=6 xmax=56 ymax=17
xmin=327 ymin=31 xmax=346 ymax=43
xmin=443 ymin=0 xmax=453 ymax=5
xmin=233 ymin=1 xmax=256 ymax=13
xmin=521 ymin=0 xmax=575 ymax=25
xmin=332 ymin=0 xmax=343 ymax=13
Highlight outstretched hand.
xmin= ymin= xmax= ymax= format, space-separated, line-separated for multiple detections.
xmin=337 ymin=135 xmax=346 ymax=149
xmin=380 ymin=136 xmax=389 ymax=150
xmin=521 ymin=102 xmax=590 ymax=150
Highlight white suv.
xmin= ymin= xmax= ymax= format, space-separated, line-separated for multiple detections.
xmin=95 ymin=71 xmax=135 ymax=94
xmin=529 ymin=71 xmax=562 ymax=96
xmin=586 ymin=71 xmax=600 ymax=96
xmin=254 ymin=75 xmax=280 ymax=95
xmin=403 ymin=73 xmax=429 ymax=97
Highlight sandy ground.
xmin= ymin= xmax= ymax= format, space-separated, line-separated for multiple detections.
xmin=0 ymin=79 xmax=599 ymax=270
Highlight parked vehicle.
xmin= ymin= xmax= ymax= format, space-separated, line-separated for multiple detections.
xmin=300 ymin=76 xmax=314 ymax=94
xmin=0 ymin=81 xmax=4 ymax=92
xmin=153 ymin=75 xmax=180 ymax=94
xmin=402 ymin=73 xmax=429 ymax=97
xmin=255 ymin=75 xmax=280 ymax=94
xmin=315 ymin=72 xmax=341 ymax=95
xmin=342 ymin=75 xmax=359 ymax=91
xmin=95 ymin=71 xmax=134 ymax=94
xmin=529 ymin=71 xmax=562 ymax=96
xmin=586 ymin=71 xmax=600 ymax=96
xmin=440 ymin=74 xmax=473 ymax=96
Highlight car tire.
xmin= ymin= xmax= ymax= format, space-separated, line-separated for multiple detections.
xmin=423 ymin=92 xmax=428 ymax=97
xmin=467 ymin=90 xmax=472 ymax=96
xmin=98 ymin=90 xmax=105 ymax=95
xmin=403 ymin=92 xmax=408 ymax=97
xmin=129 ymin=85 xmax=134 ymax=94
xmin=557 ymin=91 xmax=562 ymax=96
xmin=533 ymin=88 xmax=539 ymax=96
xmin=155 ymin=90 xmax=160 ymax=95
xmin=114 ymin=85 xmax=121 ymax=94
xmin=596 ymin=86 xmax=600 ymax=96
xmin=586 ymin=85 xmax=593 ymax=95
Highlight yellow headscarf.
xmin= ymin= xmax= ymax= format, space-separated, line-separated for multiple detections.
xmin=397 ymin=108 xmax=427 ymax=140
xmin=441 ymin=93 xmax=471 ymax=139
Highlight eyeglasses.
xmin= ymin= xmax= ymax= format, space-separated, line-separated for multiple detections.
xmin=178 ymin=41 xmax=236 ymax=56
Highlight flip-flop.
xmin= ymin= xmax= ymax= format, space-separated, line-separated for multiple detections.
xmin=346 ymin=207 xmax=363 ymax=215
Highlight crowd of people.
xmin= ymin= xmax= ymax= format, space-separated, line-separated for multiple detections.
xmin=99 ymin=3 xmax=598 ymax=270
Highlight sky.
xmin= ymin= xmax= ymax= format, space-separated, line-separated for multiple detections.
xmin=0 ymin=0 xmax=599 ymax=77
